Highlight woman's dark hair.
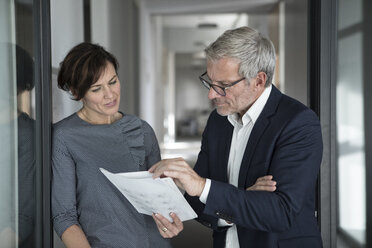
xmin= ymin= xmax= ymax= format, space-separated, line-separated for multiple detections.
xmin=57 ymin=42 xmax=118 ymax=100
xmin=16 ymin=45 xmax=34 ymax=94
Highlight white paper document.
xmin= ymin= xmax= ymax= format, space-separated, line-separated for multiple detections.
xmin=100 ymin=168 xmax=197 ymax=222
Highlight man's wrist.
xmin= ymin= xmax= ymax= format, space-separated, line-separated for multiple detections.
xmin=198 ymin=178 xmax=206 ymax=197
xmin=199 ymin=178 xmax=211 ymax=203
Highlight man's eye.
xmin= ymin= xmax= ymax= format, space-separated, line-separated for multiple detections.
xmin=217 ymin=82 xmax=228 ymax=87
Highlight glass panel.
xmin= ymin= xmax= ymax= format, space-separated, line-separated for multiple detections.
xmin=337 ymin=0 xmax=366 ymax=246
xmin=0 ymin=1 xmax=18 ymax=247
xmin=338 ymin=0 xmax=362 ymax=30
xmin=0 ymin=0 xmax=37 ymax=247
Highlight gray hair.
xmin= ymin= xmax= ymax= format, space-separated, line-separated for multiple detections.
xmin=205 ymin=26 xmax=276 ymax=86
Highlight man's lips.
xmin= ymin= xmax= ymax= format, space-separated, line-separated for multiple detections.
xmin=213 ymin=100 xmax=226 ymax=106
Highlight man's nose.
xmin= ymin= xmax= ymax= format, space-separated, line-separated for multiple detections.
xmin=208 ymin=87 xmax=220 ymax=100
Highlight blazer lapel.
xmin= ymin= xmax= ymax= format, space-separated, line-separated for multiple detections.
xmin=217 ymin=120 xmax=233 ymax=183
xmin=238 ymin=86 xmax=282 ymax=188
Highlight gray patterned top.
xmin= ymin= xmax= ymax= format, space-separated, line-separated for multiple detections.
xmin=52 ymin=113 xmax=171 ymax=248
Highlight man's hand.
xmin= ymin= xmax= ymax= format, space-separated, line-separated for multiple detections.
xmin=152 ymin=212 xmax=183 ymax=238
xmin=246 ymin=175 xmax=276 ymax=191
xmin=149 ymin=158 xmax=206 ymax=197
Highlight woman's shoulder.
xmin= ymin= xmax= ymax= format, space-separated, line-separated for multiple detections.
xmin=53 ymin=113 xmax=81 ymax=135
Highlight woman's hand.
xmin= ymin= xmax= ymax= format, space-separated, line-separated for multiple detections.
xmin=152 ymin=212 xmax=183 ymax=238
xmin=61 ymin=224 xmax=91 ymax=248
xmin=246 ymin=175 xmax=276 ymax=192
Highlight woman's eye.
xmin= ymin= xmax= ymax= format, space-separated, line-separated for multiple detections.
xmin=91 ymin=87 xmax=101 ymax=92
xmin=109 ymin=80 xmax=117 ymax=85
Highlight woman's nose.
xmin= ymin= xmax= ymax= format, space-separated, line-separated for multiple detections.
xmin=104 ymin=87 xmax=113 ymax=98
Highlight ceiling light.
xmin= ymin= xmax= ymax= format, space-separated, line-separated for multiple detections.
xmin=197 ymin=23 xmax=218 ymax=29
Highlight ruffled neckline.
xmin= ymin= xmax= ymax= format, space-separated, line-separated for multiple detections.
xmin=73 ymin=112 xmax=146 ymax=168
xmin=118 ymin=114 xmax=146 ymax=168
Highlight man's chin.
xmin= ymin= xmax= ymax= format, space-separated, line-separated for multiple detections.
xmin=215 ymin=108 xmax=230 ymax=116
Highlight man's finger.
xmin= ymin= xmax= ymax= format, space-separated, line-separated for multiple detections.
xmin=151 ymin=159 xmax=190 ymax=178
xmin=256 ymin=180 xmax=276 ymax=187
xmin=256 ymin=175 xmax=273 ymax=182
xmin=148 ymin=162 xmax=160 ymax=173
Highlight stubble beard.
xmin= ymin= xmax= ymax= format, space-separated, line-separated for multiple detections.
xmin=213 ymin=99 xmax=232 ymax=116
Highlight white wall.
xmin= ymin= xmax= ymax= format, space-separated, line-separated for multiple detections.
xmin=138 ymin=2 xmax=164 ymax=138
xmin=247 ymin=1 xmax=308 ymax=106
xmin=50 ymin=0 xmax=84 ymax=123
xmin=281 ymin=0 xmax=308 ymax=105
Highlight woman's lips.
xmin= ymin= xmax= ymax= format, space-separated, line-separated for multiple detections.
xmin=105 ymin=99 xmax=117 ymax=107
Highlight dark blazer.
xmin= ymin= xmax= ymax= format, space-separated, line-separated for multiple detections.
xmin=185 ymin=86 xmax=323 ymax=248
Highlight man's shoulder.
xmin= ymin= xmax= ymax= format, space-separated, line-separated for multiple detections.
xmin=274 ymin=93 xmax=319 ymax=125
xmin=279 ymin=93 xmax=308 ymax=111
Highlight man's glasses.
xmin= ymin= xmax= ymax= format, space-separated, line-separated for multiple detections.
xmin=199 ymin=71 xmax=245 ymax=96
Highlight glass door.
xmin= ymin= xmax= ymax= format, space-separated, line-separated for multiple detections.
xmin=0 ymin=0 xmax=52 ymax=247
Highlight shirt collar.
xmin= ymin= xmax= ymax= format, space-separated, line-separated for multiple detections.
xmin=228 ymin=84 xmax=272 ymax=127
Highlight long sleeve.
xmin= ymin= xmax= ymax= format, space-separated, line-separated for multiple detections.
xmin=51 ymin=129 xmax=80 ymax=237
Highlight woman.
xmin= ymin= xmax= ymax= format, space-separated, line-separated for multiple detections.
xmin=52 ymin=42 xmax=173 ymax=248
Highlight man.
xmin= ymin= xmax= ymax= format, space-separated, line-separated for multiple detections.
xmin=150 ymin=26 xmax=323 ymax=248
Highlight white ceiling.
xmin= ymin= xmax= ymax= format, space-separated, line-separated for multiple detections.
xmin=145 ymin=0 xmax=278 ymax=60
xmin=144 ymin=0 xmax=278 ymax=15
xmin=161 ymin=13 xmax=248 ymax=29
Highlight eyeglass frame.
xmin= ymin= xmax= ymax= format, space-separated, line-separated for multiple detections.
xmin=199 ymin=71 xmax=246 ymax=96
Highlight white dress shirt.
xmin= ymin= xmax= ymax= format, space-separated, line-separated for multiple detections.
xmin=199 ymin=85 xmax=272 ymax=248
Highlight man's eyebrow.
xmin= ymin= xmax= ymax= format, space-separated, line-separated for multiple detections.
xmin=206 ymin=74 xmax=230 ymax=85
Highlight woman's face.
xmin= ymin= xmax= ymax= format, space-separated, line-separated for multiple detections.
xmin=81 ymin=62 xmax=121 ymax=123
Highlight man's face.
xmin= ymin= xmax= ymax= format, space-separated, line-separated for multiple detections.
xmin=206 ymin=58 xmax=264 ymax=117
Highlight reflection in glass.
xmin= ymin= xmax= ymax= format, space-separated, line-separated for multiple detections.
xmin=0 ymin=40 xmax=18 ymax=247
xmin=16 ymin=44 xmax=36 ymax=248
xmin=1 ymin=0 xmax=40 ymax=247
xmin=337 ymin=0 xmax=366 ymax=245
xmin=0 ymin=43 xmax=36 ymax=248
